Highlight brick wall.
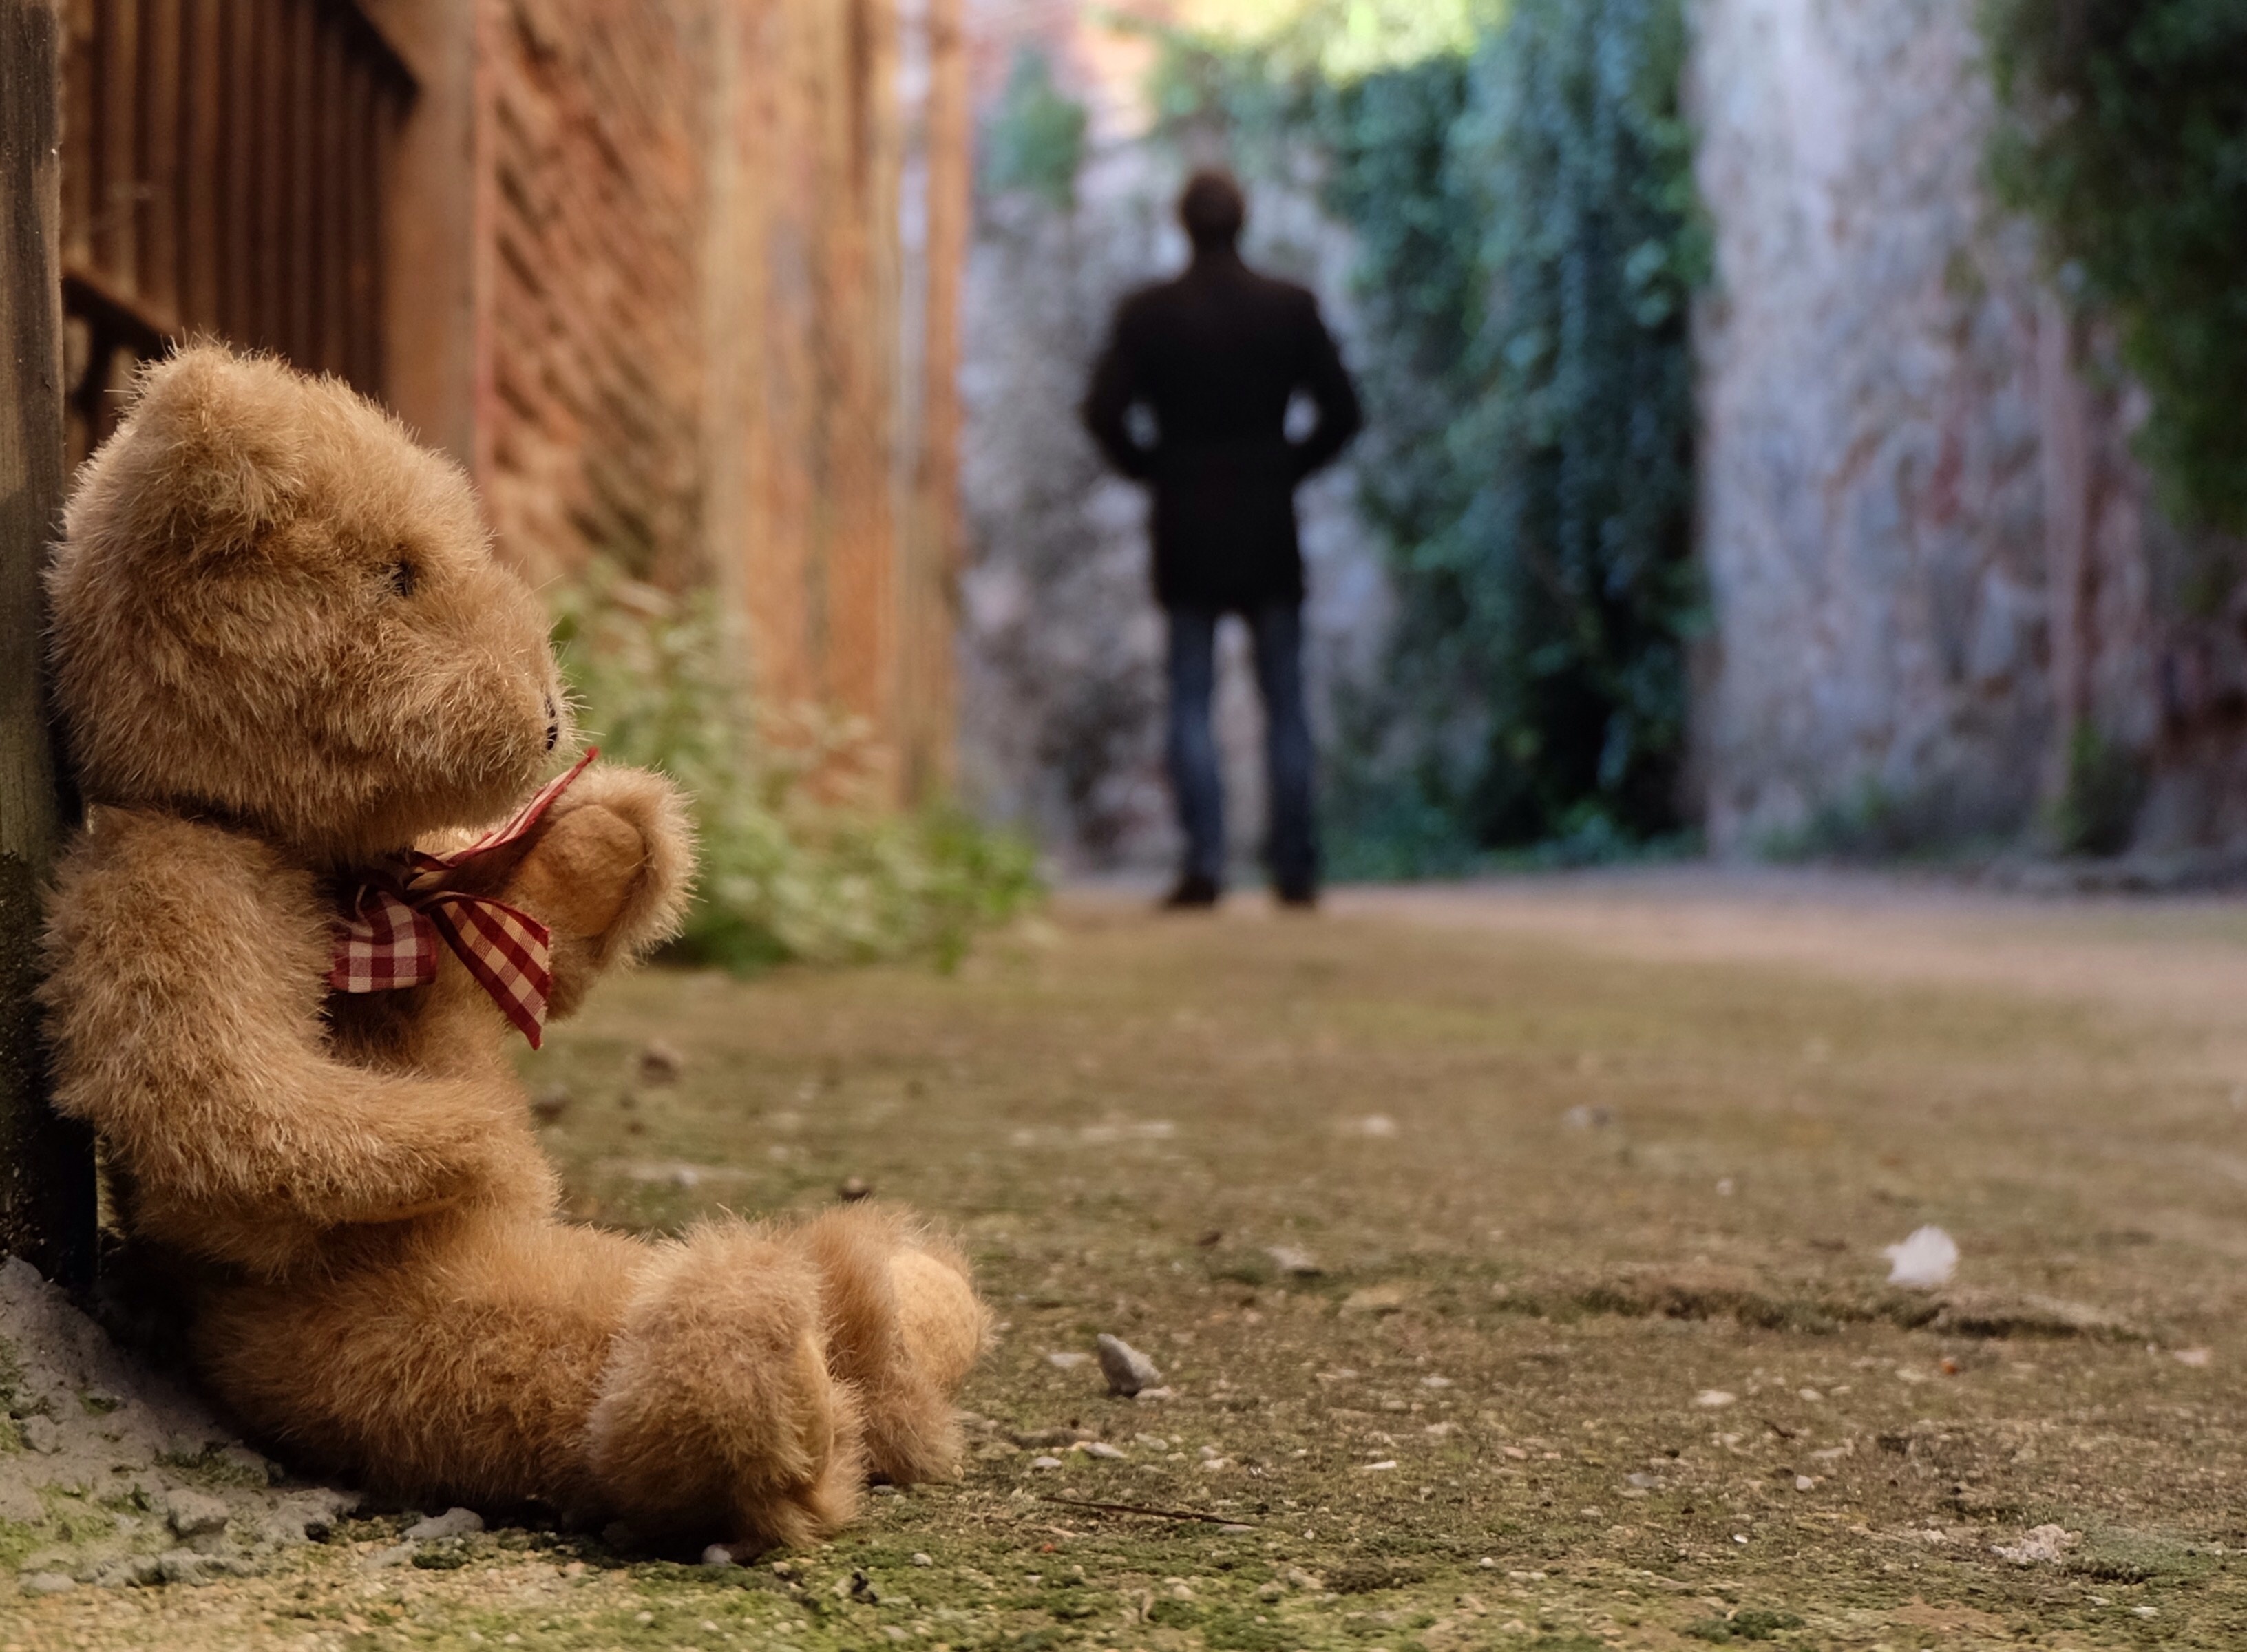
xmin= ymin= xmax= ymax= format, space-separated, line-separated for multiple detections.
xmin=475 ymin=0 xmax=710 ymax=593
xmin=465 ymin=0 xmax=967 ymax=798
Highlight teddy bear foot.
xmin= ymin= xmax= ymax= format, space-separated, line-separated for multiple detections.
xmin=795 ymin=1204 xmax=992 ymax=1487
xmin=587 ymin=1222 xmax=867 ymax=1551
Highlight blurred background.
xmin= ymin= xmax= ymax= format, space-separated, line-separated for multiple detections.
xmin=51 ymin=0 xmax=2245 ymax=942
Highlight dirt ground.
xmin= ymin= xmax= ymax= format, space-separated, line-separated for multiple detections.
xmin=9 ymin=869 xmax=2247 ymax=1651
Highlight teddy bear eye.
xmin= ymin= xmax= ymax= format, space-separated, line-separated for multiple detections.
xmin=388 ymin=559 xmax=417 ymax=600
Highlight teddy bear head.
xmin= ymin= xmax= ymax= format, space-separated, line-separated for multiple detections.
xmin=48 ymin=346 xmax=568 ymax=867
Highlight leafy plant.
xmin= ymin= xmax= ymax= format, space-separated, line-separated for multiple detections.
xmin=551 ymin=564 xmax=1042 ymax=973
xmin=1154 ymin=0 xmax=1705 ymax=869
xmin=2051 ymin=719 xmax=2148 ymax=856
xmin=983 ymin=48 xmax=1089 ymax=210
xmin=1981 ymin=0 xmax=2247 ymax=533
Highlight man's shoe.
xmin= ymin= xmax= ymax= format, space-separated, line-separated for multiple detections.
xmin=1274 ymin=878 xmax=1319 ymax=909
xmin=1160 ymin=873 xmax=1221 ymax=910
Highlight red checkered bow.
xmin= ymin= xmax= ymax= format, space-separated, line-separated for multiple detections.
xmin=328 ymin=750 xmax=599 ymax=1048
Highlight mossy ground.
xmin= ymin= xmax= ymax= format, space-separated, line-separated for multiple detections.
xmin=8 ymin=872 xmax=2247 ymax=1649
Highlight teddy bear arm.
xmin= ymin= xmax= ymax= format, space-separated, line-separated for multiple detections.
xmin=496 ymin=763 xmax=695 ymax=1009
xmin=41 ymin=814 xmax=536 ymax=1256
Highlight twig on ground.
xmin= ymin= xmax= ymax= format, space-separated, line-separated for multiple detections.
xmin=1040 ymin=1495 xmax=1258 ymax=1527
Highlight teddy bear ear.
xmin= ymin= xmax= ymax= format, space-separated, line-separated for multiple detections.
xmin=72 ymin=341 xmax=313 ymax=560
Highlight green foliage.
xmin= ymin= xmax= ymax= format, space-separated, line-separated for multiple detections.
xmin=552 ymin=566 xmax=1042 ymax=973
xmin=1682 ymin=1607 xmax=1803 ymax=1642
xmin=1981 ymin=0 xmax=2247 ymax=533
xmin=983 ymin=49 xmax=1088 ymax=210
xmin=1434 ymin=0 xmax=1705 ymax=848
xmin=1152 ymin=0 xmax=1703 ymax=871
xmin=2051 ymin=719 xmax=2148 ymax=856
xmin=1163 ymin=0 xmax=1497 ymax=81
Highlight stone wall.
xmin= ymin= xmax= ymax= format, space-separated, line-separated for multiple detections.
xmin=1689 ymin=0 xmax=2241 ymax=859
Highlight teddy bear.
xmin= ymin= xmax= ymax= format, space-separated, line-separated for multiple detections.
xmin=37 ymin=344 xmax=989 ymax=1552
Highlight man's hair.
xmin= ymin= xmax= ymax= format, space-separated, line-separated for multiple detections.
xmin=1178 ymin=169 xmax=1246 ymax=250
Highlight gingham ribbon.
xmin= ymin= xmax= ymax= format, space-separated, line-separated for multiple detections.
xmin=328 ymin=750 xmax=598 ymax=1048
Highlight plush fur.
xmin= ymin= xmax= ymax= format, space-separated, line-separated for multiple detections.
xmin=38 ymin=346 xmax=989 ymax=1549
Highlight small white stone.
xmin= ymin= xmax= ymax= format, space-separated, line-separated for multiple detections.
xmin=1081 ymin=1440 xmax=1127 ymax=1459
xmin=1030 ymin=1454 xmax=1064 ymax=1470
xmin=911 ymin=1552 xmax=933 ymax=1567
xmin=701 ymin=1544 xmax=736 ymax=1567
xmin=1694 ymin=1389 xmax=1738 ymax=1408
xmin=1992 ymin=1523 xmax=2078 ymax=1565
xmin=1883 ymin=1225 xmax=1959 ymax=1289
xmin=1046 ymin=1351 xmax=1090 ymax=1370
xmin=20 ymin=1571 xmax=76 ymax=1596
xmin=405 ymin=1507 xmax=484 ymax=1541
xmin=1265 ymin=1246 xmax=1322 ymax=1278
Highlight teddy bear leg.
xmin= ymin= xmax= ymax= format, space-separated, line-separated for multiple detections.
xmin=193 ymin=1214 xmax=648 ymax=1517
xmin=587 ymin=1220 xmax=867 ymax=1553
xmin=792 ymin=1204 xmax=991 ymax=1485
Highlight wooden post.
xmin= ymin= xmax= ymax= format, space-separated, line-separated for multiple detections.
xmin=0 ymin=0 xmax=97 ymax=1291
xmin=902 ymin=0 xmax=969 ymax=802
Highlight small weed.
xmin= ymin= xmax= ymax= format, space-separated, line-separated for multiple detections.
xmin=1201 ymin=1607 xmax=1296 ymax=1651
xmin=1684 ymin=1607 xmax=1803 ymax=1642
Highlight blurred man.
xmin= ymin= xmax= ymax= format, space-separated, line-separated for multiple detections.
xmin=1082 ymin=169 xmax=1362 ymax=909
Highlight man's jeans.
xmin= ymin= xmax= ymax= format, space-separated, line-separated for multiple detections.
xmin=1165 ymin=603 xmax=1317 ymax=891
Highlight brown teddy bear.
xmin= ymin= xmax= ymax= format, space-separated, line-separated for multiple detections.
xmin=38 ymin=345 xmax=989 ymax=1551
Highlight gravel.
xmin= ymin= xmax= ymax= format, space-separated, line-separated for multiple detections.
xmin=0 ymin=1256 xmax=357 ymax=1590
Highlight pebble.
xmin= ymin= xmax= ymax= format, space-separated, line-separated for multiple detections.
xmin=1992 ymin=1523 xmax=2078 ymax=1565
xmin=1095 ymin=1334 xmax=1163 ymax=1397
xmin=1265 ymin=1246 xmax=1322 ymax=1278
xmin=19 ymin=1571 xmax=75 ymax=1596
xmin=1081 ymin=1440 xmax=1127 ymax=1460
xmin=1030 ymin=1455 xmax=1064 ymax=1470
xmin=636 ymin=1040 xmax=684 ymax=1085
xmin=838 ymin=1176 xmax=874 ymax=1202
xmin=701 ymin=1544 xmax=737 ymax=1567
xmin=405 ymin=1507 xmax=485 ymax=1541
xmin=1694 ymin=1389 xmax=1738 ymax=1408
xmin=911 ymin=1552 xmax=933 ymax=1567
xmin=165 ymin=1487 xmax=231 ymax=1539
xmin=1884 ymin=1225 xmax=1959 ymax=1289
xmin=1046 ymin=1351 xmax=1090 ymax=1370
xmin=158 ymin=1548 xmax=217 ymax=1585
xmin=18 ymin=1415 xmax=62 ymax=1454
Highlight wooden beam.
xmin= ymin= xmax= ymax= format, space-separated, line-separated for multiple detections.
xmin=0 ymin=0 xmax=96 ymax=1289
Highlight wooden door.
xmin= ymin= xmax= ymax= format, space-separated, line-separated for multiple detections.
xmin=59 ymin=0 xmax=414 ymax=465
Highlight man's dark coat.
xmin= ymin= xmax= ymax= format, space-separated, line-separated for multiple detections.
xmin=1082 ymin=251 xmax=1362 ymax=612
